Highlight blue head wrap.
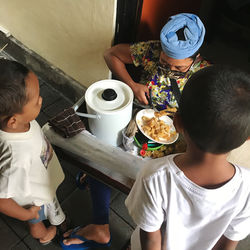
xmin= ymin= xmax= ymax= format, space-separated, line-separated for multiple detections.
xmin=160 ymin=13 xmax=205 ymax=59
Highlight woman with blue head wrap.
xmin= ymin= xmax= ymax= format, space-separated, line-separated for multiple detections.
xmin=104 ymin=13 xmax=211 ymax=109
xmin=160 ymin=13 xmax=205 ymax=59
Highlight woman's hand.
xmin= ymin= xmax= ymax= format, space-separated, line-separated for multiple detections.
xmin=104 ymin=44 xmax=150 ymax=105
xmin=132 ymin=82 xmax=149 ymax=105
xmin=28 ymin=205 xmax=40 ymax=220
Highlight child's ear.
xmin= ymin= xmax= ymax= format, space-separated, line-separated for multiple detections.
xmin=6 ymin=116 xmax=18 ymax=129
xmin=173 ymin=112 xmax=184 ymax=134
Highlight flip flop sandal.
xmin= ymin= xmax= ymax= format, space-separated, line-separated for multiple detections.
xmin=60 ymin=226 xmax=111 ymax=250
xmin=75 ymin=171 xmax=88 ymax=190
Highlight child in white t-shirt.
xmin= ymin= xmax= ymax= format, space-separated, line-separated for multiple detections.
xmin=125 ymin=65 xmax=250 ymax=250
xmin=0 ymin=59 xmax=66 ymax=245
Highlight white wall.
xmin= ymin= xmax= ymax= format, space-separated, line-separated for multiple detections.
xmin=0 ymin=0 xmax=116 ymax=87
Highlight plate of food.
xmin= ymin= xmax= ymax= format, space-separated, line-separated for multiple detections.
xmin=136 ymin=109 xmax=178 ymax=144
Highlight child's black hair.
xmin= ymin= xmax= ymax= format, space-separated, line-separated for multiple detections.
xmin=179 ymin=65 xmax=250 ymax=154
xmin=0 ymin=59 xmax=30 ymax=128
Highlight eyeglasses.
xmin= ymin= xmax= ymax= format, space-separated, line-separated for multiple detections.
xmin=157 ymin=59 xmax=196 ymax=80
xmin=158 ymin=66 xmax=187 ymax=79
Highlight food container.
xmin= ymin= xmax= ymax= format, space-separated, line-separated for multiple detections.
xmin=84 ymin=79 xmax=133 ymax=146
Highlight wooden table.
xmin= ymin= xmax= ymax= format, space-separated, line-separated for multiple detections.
xmin=43 ymin=124 xmax=147 ymax=194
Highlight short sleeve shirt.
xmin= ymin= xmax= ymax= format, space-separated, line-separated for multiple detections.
xmin=125 ymin=154 xmax=250 ymax=250
xmin=0 ymin=120 xmax=65 ymax=206
xmin=130 ymin=41 xmax=211 ymax=109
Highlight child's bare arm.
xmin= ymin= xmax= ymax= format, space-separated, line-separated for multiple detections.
xmin=140 ymin=228 xmax=161 ymax=250
xmin=0 ymin=198 xmax=40 ymax=221
xmin=212 ymin=235 xmax=238 ymax=250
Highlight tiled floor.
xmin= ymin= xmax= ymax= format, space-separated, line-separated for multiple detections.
xmin=1 ymin=16 xmax=250 ymax=249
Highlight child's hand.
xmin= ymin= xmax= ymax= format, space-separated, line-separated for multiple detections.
xmin=28 ymin=205 xmax=40 ymax=220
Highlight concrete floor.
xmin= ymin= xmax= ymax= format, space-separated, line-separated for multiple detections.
xmin=1 ymin=16 xmax=250 ymax=249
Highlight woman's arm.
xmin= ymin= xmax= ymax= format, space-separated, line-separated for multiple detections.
xmin=140 ymin=228 xmax=161 ymax=250
xmin=0 ymin=198 xmax=40 ymax=221
xmin=104 ymin=44 xmax=149 ymax=104
xmin=212 ymin=235 xmax=238 ymax=250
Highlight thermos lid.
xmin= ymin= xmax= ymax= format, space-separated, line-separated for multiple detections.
xmin=101 ymin=88 xmax=117 ymax=101
xmin=85 ymin=80 xmax=133 ymax=114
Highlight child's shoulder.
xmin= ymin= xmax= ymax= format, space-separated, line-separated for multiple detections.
xmin=140 ymin=154 xmax=177 ymax=180
xmin=237 ymin=165 xmax=250 ymax=181
xmin=0 ymin=120 xmax=41 ymax=138
xmin=231 ymin=165 xmax=250 ymax=195
xmin=0 ymin=120 xmax=43 ymax=155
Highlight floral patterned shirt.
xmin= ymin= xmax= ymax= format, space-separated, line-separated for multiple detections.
xmin=130 ymin=40 xmax=211 ymax=109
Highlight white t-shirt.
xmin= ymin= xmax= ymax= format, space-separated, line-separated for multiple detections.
xmin=0 ymin=120 xmax=65 ymax=206
xmin=125 ymin=154 xmax=250 ymax=250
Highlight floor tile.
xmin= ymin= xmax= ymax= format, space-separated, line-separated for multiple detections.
xmin=0 ymin=214 xmax=29 ymax=239
xmin=36 ymin=111 xmax=50 ymax=127
xmin=12 ymin=241 xmax=29 ymax=250
xmin=110 ymin=188 xmax=120 ymax=203
xmin=56 ymin=167 xmax=78 ymax=204
xmin=0 ymin=216 xmax=21 ymax=249
xmin=23 ymin=234 xmax=61 ymax=250
xmin=38 ymin=78 xmax=45 ymax=87
xmin=108 ymin=210 xmax=134 ymax=250
xmin=237 ymin=235 xmax=250 ymax=250
xmin=60 ymin=188 xmax=93 ymax=227
xmin=54 ymin=150 xmax=83 ymax=178
xmin=110 ymin=192 xmax=136 ymax=228
xmin=43 ymin=97 xmax=73 ymax=118
xmin=40 ymin=83 xmax=61 ymax=110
